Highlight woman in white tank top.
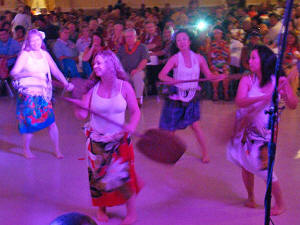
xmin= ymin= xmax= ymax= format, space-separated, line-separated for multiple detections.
xmin=158 ymin=29 xmax=224 ymax=163
xmin=67 ymin=50 xmax=141 ymax=224
xmin=227 ymin=45 xmax=297 ymax=216
xmin=10 ymin=29 xmax=74 ymax=159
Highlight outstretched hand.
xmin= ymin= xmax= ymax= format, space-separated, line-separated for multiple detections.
xmin=63 ymin=97 xmax=83 ymax=107
xmin=212 ymin=73 xmax=228 ymax=82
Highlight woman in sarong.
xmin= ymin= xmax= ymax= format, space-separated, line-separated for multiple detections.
xmin=10 ymin=29 xmax=73 ymax=158
xmin=67 ymin=50 xmax=141 ymax=225
xmin=227 ymin=45 xmax=297 ymax=216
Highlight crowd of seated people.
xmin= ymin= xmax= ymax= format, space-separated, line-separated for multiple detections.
xmin=0 ymin=0 xmax=299 ymax=100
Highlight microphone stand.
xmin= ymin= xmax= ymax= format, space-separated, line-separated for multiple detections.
xmin=264 ymin=0 xmax=293 ymax=224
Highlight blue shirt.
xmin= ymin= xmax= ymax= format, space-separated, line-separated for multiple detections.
xmin=52 ymin=39 xmax=78 ymax=59
xmin=0 ymin=38 xmax=21 ymax=67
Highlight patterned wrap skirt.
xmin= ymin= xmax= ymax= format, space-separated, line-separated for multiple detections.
xmin=159 ymin=98 xmax=200 ymax=131
xmin=16 ymin=93 xmax=55 ymax=134
xmin=227 ymin=112 xmax=278 ymax=181
xmin=85 ymin=129 xmax=140 ymax=207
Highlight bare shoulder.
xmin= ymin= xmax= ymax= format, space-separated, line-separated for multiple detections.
xmin=41 ymin=49 xmax=51 ymax=58
xmin=168 ymin=54 xmax=178 ymax=66
xmin=239 ymin=75 xmax=252 ymax=88
xmin=240 ymin=74 xmax=252 ymax=84
xmin=82 ymin=84 xmax=95 ymax=101
xmin=122 ymin=80 xmax=134 ymax=91
xmin=18 ymin=50 xmax=29 ymax=58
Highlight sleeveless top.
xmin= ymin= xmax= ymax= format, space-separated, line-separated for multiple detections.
xmin=238 ymin=75 xmax=276 ymax=134
xmin=169 ymin=50 xmax=200 ymax=102
xmin=15 ymin=50 xmax=52 ymax=101
xmin=90 ymin=80 xmax=127 ymax=135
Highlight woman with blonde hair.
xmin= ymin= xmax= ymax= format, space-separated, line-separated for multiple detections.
xmin=66 ymin=50 xmax=141 ymax=224
xmin=10 ymin=29 xmax=74 ymax=159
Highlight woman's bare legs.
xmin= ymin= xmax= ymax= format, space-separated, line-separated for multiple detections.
xmin=270 ymin=181 xmax=285 ymax=215
xmin=97 ymin=206 xmax=108 ymax=222
xmin=122 ymin=194 xmax=137 ymax=225
xmin=48 ymin=122 xmax=63 ymax=158
xmin=190 ymin=121 xmax=209 ymax=163
xmin=242 ymin=168 xmax=285 ymax=215
xmin=23 ymin=133 xmax=35 ymax=158
xmin=242 ymin=168 xmax=257 ymax=208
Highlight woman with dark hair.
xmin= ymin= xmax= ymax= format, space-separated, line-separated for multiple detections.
xmin=159 ymin=29 xmax=223 ymax=163
xmin=82 ymin=31 xmax=105 ymax=77
xmin=10 ymin=29 xmax=74 ymax=158
xmin=66 ymin=50 xmax=140 ymax=224
xmin=227 ymin=45 xmax=297 ymax=216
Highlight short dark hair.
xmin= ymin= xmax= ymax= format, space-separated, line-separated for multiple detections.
xmin=15 ymin=25 xmax=26 ymax=35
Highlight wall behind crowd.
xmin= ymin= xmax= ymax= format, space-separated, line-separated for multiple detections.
xmin=0 ymin=0 xmax=291 ymax=11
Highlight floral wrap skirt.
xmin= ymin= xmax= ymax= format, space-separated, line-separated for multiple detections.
xmin=16 ymin=93 xmax=55 ymax=134
xmin=85 ymin=130 xmax=140 ymax=207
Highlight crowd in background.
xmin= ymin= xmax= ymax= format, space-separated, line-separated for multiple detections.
xmin=1 ymin=0 xmax=300 ymax=100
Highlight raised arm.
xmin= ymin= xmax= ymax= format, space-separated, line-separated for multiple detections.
xmin=235 ymin=76 xmax=271 ymax=108
xmin=65 ymin=87 xmax=93 ymax=120
xmin=82 ymin=46 xmax=94 ymax=62
xmin=123 ymin=81 xmax=141 ymax=132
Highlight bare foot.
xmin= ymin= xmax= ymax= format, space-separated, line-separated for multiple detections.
xmin=271 ymin=205 xmax=285 ymax=216
xmin=54 ymin=151 xmax=64 ymax=159
xmin=121 ymin=214 xmax=137 ymax=225
xmin=24 ymin=150 xmax=36 ymax=159
xmin=97 ymin=208 xmax=109 ymax=222
xmin=244 ymin=198 xmax=257 ymax=208
xmin=201 ymin=154 xmax=210 ymax=163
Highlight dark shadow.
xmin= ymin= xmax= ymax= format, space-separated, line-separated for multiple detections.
xmin=0 ymin=139 xmax=52 ymax=157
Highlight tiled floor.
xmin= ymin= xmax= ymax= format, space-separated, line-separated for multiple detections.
xmin=0 ymin=96 xmax=299 ymax=225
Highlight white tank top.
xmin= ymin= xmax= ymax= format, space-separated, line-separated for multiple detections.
xmin=90 ymin=80 xmax=127 ymax=135
xmin=20 ymin=50 xmax=51 ymax=88
xmin=170 ymin=50 xmax=200 ymax=102
xmin=239 ymin=75 xmax=276 ymax=130
xmin=16 ymin=50 xmax=52 ymax=100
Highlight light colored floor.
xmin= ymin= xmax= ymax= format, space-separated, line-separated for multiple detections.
xmin=0 ymin=96 xmax=300 ymax=225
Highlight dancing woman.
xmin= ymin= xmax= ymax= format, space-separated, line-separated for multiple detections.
xmin=227 ymin=45 xmax=297 ymax=216
xmin=67 ymin=50 xmax=141 ymax=225
xmin=158 ymin=29 xmax=223 ymax=163
xmin=10 ymin=29 xmax=74 ymax=159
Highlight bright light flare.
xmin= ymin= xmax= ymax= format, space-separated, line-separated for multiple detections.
xmin=196 ymin=21 xmax=208 ymax=31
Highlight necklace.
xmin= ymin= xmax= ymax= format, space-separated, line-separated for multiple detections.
xmin=125 ymin=40 xmax=140 ymax=55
